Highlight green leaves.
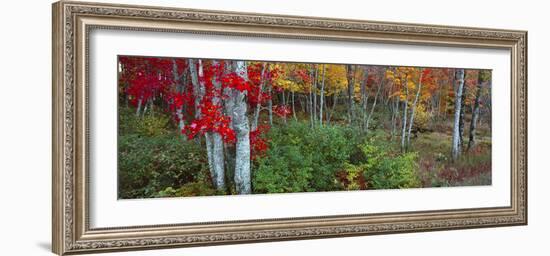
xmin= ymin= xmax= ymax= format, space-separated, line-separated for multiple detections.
xmin=252 ymin=121 xmax=359 ymax=193
xmin=359 ymin=142 xmax=421 ymax=189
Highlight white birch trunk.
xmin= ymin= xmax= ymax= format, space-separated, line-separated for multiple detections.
xmin=467 ymin=71 xmax=484 ymax=151
xmin=319 ymin=64 xmax=326 ymax=127
xmin=252 ymin=63 xmax=267 ymax=131
xmin=210 ymin=60 xmax=226 ymax=190
xmin=406 ymin=69 xmax=424 ymax=145
xmin=400 ymin=78 xmax=409 ymax=152
xmin=233 ymin=61 xmax=251 ymax=194
xmin=172 ymin=59 xmax=185 ymax=131
xmin=452 ymin=69 xmax=465 ymax=160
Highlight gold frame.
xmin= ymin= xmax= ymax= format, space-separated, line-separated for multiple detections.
xmin=52 ymin=1 xmax=527 ymax=255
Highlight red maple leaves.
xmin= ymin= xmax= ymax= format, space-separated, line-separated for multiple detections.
xmin=250 ymin=125 xmax=270 ymax=160
xmin=121 ymin=56 xmax=273 ymax=159
xmin=273 ymin=105 xmax=292 ymax=118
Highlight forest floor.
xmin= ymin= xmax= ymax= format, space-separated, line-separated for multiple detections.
xmin=411 ymin=126 xmax=492 ymax=187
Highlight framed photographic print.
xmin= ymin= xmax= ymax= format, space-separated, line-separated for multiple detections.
xmin=52 ymin=1 xmax=527 ymax=255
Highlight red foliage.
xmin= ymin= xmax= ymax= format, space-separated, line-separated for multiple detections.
xmin=221 ymin=73 xmax=251 ymax=93
xmin=250 ymin=125 xmax=270 ymax=160
xmin=273 ymin=105 xmax=292 ymax=118
xmin=120 ymin=56 xmax=174 ymax=107
xmin=183 ymin=99 xmax=236 ymax=143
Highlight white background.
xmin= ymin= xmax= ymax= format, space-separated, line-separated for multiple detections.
xmin=0 ymin=0 xmax=547 ymax=255
xmin=90 ymin=29 xmax=510 ymax=227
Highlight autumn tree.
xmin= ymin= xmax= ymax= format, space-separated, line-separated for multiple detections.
xmin=452 ymin=69 xmax=465 ymax=160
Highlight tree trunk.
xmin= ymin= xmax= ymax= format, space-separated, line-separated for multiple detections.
xmin=268 ymin=85 xmax=273 ymax=126
xmin=360 ymin=68 xmax=369 ymax=131
xmin=309 ymin=66 xmax=313 ymax=128
xmin=210 ymin=60 xmax=226 ymax=190
xmin=194 ymin=60 xmax=216 ymax=184
xmin=467 ymin=71 xmax=485 ymax=151
xmin=400 ymin=78 xmax=409 ymax=152
xmin=365 ymin=73 xmax=383 ymax=133
xmin=319 ymin=64 xmax=326 ymax=127
xmin=459 ymin=71 xmax=468 ymax=149
xmin=135 ymin=97 xmax=143 ymax=116
xmin=291 ymin=91 xmax=297 ymax=121
xmin=327 ymin=92 xmax=338 ymax=125
xmin=233 ymin=61 xmax=251 ymax=194
xmin=188 ymin=59 xmax=202 ymax=120
xmin=172 ymin=59 xmax=185 ymax=131
xmin=406 ymin=69 xmax=424 ymax=146
xmin=312 ymin=66 xmax=318 ymax=124
xmin=452 ymin=69 xmax=465 ymax=160
xmin=346 ymin=65 xmax=356 ymax=124
xmin=252 ymin=63 xmax=267 ymax=131
xmin=391 ymin=94 xmax=400 ymax=139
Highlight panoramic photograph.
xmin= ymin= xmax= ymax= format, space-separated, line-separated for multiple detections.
xmin=117 ymin=56 xmax=492 ymax=199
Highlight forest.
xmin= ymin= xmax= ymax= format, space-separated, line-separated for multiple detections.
xmin=117 ymin=56 xmax=492 ymax=199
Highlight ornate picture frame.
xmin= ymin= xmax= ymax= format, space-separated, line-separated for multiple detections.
xmin=52 ymin=1 xmax=527 ymax=255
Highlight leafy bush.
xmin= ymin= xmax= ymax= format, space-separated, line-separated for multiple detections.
xmin=118 ymin=133 xmax=209 ymax=199
xmin=157 ymin=181 xmax=218 ymax=197
xmin=253 ymin=145 xmax=313 ymax=193
xmin=119 ymin=106 xmax=171 ymax=137
xmin=252 ymin=121 xmax=359 ymax=193
xmin=359 ymin=141 xmax=421 ymax=189
xmin=413 ymin=104 xmax=431 ymax=132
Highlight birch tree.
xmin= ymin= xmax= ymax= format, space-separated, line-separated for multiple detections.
xmin=406 ymin=68 xmax=424 ymax=146
xmin=252 ymin=63 xmax=267 ymax=131
xmin=232 ymin=61 xmax=251 ymax=194
xmin=319 ymin=64 xmax=326 ymax=127
xmin=400 ymin=76 xmax=409 ymax=152
xmin=210 ymin=60 xmax=226 ymax=190
xmin=346 ymin=65 xmax=356 ymax=124
xmin=452 ymin=69 xmax=465 ymax=160
xmin=172 ymin=59 xmax=185 ymax=131
xmin=467 ymin=70 xmax=488 ymax=151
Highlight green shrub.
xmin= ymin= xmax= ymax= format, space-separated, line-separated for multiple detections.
xmin=252 ymin=121 xmax=360 ymax=193
xmin=253 ymin=145 xmax=313 ymax=193
xmin=118 ymin=133 xmax=209 ymax=199
xmin=359 ymin=142 xmax=421 ymax=189
xmin=119 ymin=106 xmax=171 ymax=137
xmin=157 ymin=182 xmax=218 ymax=197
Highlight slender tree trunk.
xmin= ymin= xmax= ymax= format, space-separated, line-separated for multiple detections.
xmin=292 ymin=91 xmax=297 ymax=121
xmin=392 ymin=95 xmax=400 ymax=139
xmin=172 ymin=59 xmax=186 ymax=131
xmin=188 ymin=59 xmax=202 ymax=120
xmin=268 ymin=85 xmax=273 ymax=126
xmin=452 ymin=69 xmax=465 ymax=160
xmin=366 ymin=73 xmax=383 ymax=133
xmin=142 ymin=99 xmax=150 ymax=117
xmin=209 ymin=60 xmax=226 ymax=190
xmin=233 ymin=61 xmax=251 ymax=194
xmin=281 ymin=90 xmax=287 ymax=124
xmin=223 ymin=61 xmax=236 ymax=183
xmin=319 ymin=64 xmax=326 ymax=127
xmin=328 ymin=92 xmax=338 ymax=125
xmin=406 ymin=69 xmax=424 ymax=146
xmin=346 ymin=65 xmax=356 ymax=124
xmin=400 ymin=78 xmax=409 ymax=152
xmin=194 ymin=60 xmax=216 ymax=184
xmin=135 ymin=97 xmax=143 ymax=116
xmin=312 ymin=66 xmax=318 ymax=125
xmin=252 ymin=63 xmax=267 ymax=131
xmin=467 ymin=71 xmax=485 ymax=151
xmin=459 ymin=71 xmax=468 ymax=149
xmin=360 ymin=69 xmax=369 ymax=131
